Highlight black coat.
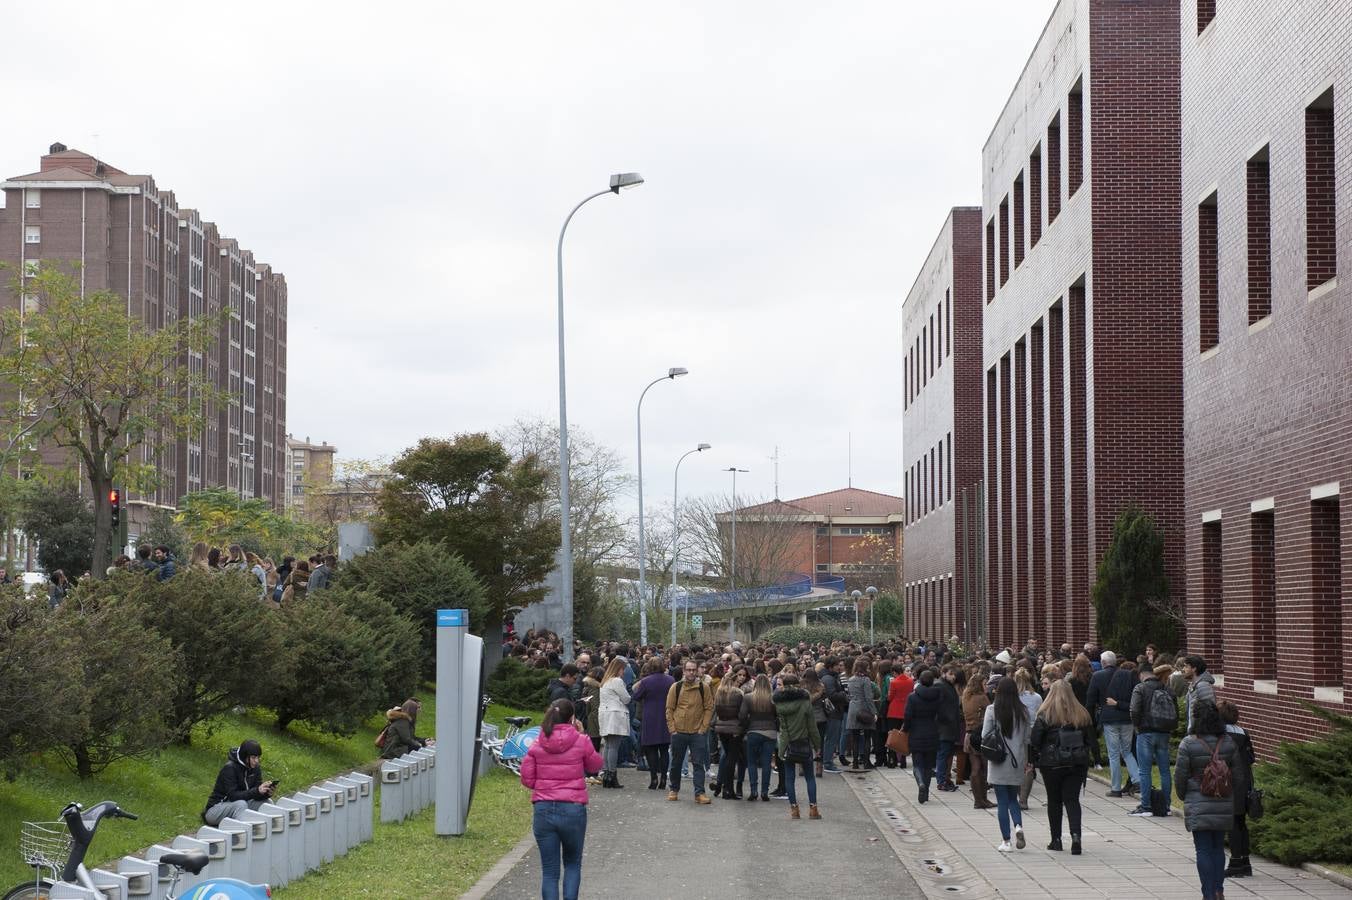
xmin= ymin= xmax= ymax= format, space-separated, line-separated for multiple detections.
xmin=1028 ymin=717 xmax=1095 ymax=768
xmin=935 ymin=679 xmax=962 ymax=742
xmin=902 ymin=684 xmax=943 ymax=754
xmin=202 ymin=747 xmax=265 ymax=818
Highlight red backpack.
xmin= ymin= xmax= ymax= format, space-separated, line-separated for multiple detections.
xmin=1199 ymin=735 xmax=1232 ymax=798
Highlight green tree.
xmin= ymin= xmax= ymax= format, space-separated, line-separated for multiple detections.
xmin=1092 ymin=504 xmax=1178 ymax=655
xmin=0 ymin=586 xmax=85 ymax=776
xmin=175 ymin=486 xmax=326 ymax=560
xmin=327 ymin=585 xmax=424 ymax=706
xmin=1251 ymin=703 xmax=1352 ymax=865
xmin=0 ymin=265 xmax=225 ymax=577
xmin=375 ymin=434 xmax=559 ymax=642
xmin=869 ymin=591 xmax=906 ymax=637
xmin=335 ymin=541 xmax=487 ymax=681
xmin=17 ymin=478 xmax=94 ymax=578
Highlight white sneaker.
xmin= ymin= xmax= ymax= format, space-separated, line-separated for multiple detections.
xmin=997 ymin=841 xmax=1013 ymax=853
xmin=1014 ymin=825 xmax=1026 ymax=849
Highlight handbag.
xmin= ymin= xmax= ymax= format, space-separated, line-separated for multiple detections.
xmin=886 ymin=728 xmax=909 ymax=756
xmin=785 ymin=738 xmax=814 ymax=764
xmin=979 ymin=724 xmax=1011 ymax=764
xmin=857 ymin=708 xmax=877 ymax=727
xmin=1246 ymin=788 xmax=1265 ymax=820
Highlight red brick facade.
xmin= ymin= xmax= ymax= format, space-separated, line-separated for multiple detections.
xmin=1181 ymin=1 xmax=1350 ymax=756
xmin=902 ymin=209 xmax=984 ymax=641
xmin=0 ymin=146 xmax=289 ymax=536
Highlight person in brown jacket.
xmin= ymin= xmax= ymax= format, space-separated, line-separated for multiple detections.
xmin=665 ymin=659 xmax=716 ymax=803
xmin=963 ymin=671 xmax=995 ymax=809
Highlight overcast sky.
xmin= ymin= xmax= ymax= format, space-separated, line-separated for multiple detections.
xmin=3 ymin=2 xmax=1050 ymax=512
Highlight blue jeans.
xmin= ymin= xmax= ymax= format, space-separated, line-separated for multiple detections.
xmin=746 ymin=732 xmax=775 ymax=795
xmin=1135 ymin=731 xmax=1171 ymax=804
xmin=993 ymin=784 xmax=1023 ymax=841
xmin=1193 ymin=829 xmax=1227 ymax=899
xmin=533 ymin=801 xmax=587 ymax=900
xmin=1102 ymin=722 xmax=1138 ymax=791
xmin=935 ymin=739 xmax=955 ymax=786
xmin=669 ymin=731 xmax=709 ymax=796
xmin=784 ymin=758 xmax=817 ymax=805
xmin=823 ymin=718 xmax=843 ymax=768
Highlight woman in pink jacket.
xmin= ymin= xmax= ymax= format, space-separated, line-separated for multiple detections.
xmin=520 ymin=698 xmax=604 ymax=900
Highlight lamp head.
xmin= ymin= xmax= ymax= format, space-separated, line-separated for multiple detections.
xmin=696 ymin=443 xmax=711 ymax=451
xmin=851 ymin=590 xmax=862 ymax=600
xmin=667 ymin=367 xmax=689 ymax=379
xmin=609 ymin=172 xmax=644 ymax=193
xmin=865 ymin=586 xmax=878 ymax=597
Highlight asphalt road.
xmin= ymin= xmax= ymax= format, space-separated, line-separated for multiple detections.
xmin=483 ymin=764 xmax=922 ymax=898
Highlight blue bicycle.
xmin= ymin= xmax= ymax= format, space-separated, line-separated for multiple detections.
xmin=3 ymin=801 xmax=271 ymax=899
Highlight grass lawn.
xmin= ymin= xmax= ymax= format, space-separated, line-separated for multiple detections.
xmin=0 ymin=697 xmax=438 ymax=889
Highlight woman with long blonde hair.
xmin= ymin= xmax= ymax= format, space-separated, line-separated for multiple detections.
xmin=1029 ymin=679 xmax=1093 ymax=854
xmin=597 ymin=658 xmax=632 ymax=788
xmin=738 ymin=674 xmax=778 ymax=800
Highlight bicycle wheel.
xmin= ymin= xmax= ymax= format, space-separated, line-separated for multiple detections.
xmin=1 ymin=880 xmax=53 ymax=900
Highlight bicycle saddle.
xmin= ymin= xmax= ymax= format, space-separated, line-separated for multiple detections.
xmin=505 ymin=716 xmax=532 ymax=727
xmin=160 ymin=850 xmax=210 ymax=875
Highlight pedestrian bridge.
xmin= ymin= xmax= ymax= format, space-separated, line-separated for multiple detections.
xmin=665 ymin=573 xmax=852 ymax=637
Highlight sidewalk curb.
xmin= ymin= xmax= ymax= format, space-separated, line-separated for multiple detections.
xmin=1087 ymin=769 xmax=1352 ymax=893
xmin=461 ymin=830 xmax=536 ymax=900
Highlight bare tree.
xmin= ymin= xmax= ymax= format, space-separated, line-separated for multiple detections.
xmin=680 ymin=493 xmax=809 ymax=591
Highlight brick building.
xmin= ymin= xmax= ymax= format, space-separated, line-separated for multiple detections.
xmin=1180 ymin=0 xmax=1350 ymax=755
xmin=901 ymin=208 xmax=985 ymax=642
xmin=978 ymin=0 xmax=1184 ymax=651
xmin=0 ymin=144 xmax=288 ymax=536
xmin=731 ymin=487 xmax=904 ymax=594
xmin=285 ymin=435 xmax=337 ymax=519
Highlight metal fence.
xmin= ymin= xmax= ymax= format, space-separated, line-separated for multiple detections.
xmin=666 ymin=573 xmax=845 ymax=612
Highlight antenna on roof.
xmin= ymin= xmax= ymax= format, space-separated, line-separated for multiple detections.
xmin=848 ymin=432 xmax=853 ymax=488
xmin=767 ymin=446 xmax=780 ymax=500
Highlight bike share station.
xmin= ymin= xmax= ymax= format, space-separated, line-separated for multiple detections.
xmin=9 ymin=609 xmax=484 ymax=899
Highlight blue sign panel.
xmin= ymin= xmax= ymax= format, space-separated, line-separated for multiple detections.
xmin=437 ymin=609 xmax=468 ymax=628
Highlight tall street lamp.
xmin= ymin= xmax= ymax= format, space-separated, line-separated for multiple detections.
xmin=671 ymin=442 xmax=711 ymax=644
xmin=556 ymin=172 xmax=644 ymax=663
xmin=866 ymin=585 xmax=878 ymax=645
xmin=725 ymin=467 xmax=749 ymax=590
xmin=637 ymin=367 xmax=689 ymax=646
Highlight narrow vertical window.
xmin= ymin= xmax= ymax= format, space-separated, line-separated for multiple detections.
xmin=1047 ymin=115 xmax=1062 ymax=224
xmin=1250 ymin=508 xmax=1276 ymax=680
xmin=922 ymin=326 xmax=928 ymax=386
xmin=935 ymin=305 xmax=943 ymax=369
xmin=903 ymin=352 xmax=909 ymax=410
xmin=1029 ymin=145 xmax=1043 ymax=248
xmin=938 ymin=436 xmax=944 ymax=506
xmin=946 ymin=432 xmax=952 ymax=502
xmin=1247 ymin=146 xmax=1272 ymax=323
xmin=930 ymin=312 xmax=937 ymax=374
xmin=1201 ymin=520 xmax=1224 ymax=670
xmin=1197 ymin=0 xmax=1216 ymax=33
xmin=945 ymin=289 xmax=951 ymax=357
xmin=999 ymin=195 xmax=1010 ymax=286
xmin=1307 ymin=88 xmax=1337 ymax=292
xmin=1311 ymin=496 xmax=1343 ymax=685
xmin=1068 ymin=82 xmax=1084 ymax=196
xmin=986 ymin=217 xmax=996 ymax=302
xmin=1199 ymin=192 xmax=1219 ymax=351
xmin=1013 ymin=172 xmax=1026 ymax=269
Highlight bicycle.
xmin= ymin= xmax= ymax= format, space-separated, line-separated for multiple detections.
xmin=3 ymin=800 xmax=271 ymax=900
xmin=479 ymin=695 xmax=538 ymax=775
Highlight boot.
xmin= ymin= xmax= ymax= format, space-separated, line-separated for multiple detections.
xmin=1070 ymin=833 xmax=1082 ymax=855
xmin=1225 ymin=856 xmax=1252 ymax=878
xmin=790 ymin=804 xmax=801 ymax=819
xmin=809 ymin=804 xmax=822 ymax=820
xmin=610 ymin=771 xmax=624 ymax=789
xmin=971 ymin=759 xmax=994 ymax=809
xmin=648 ymin=772 xmax=659 ymax=790
xmin=659 ymin=772 xmax=667 ymax=790
xmin=955 ymin=751 xmax=969 ymax=785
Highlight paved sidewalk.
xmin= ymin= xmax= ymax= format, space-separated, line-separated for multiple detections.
xmin=851 ymin=764 xmax=1352 ymax=900
xmin=482 ymin=766 xmax=921 ymax=898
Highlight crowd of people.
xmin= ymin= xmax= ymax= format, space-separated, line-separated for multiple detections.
xmin=514 ymin=630 xmax=1257 ymax=900
xmin=102 ymin=544 xmax=336 ymax=605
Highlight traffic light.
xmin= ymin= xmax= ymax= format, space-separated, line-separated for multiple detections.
xmin=109 ymin=488 xmax=121 ymax=527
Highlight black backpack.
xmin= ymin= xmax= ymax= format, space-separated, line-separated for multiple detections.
xmin=1141 ymin=682 xmax=1179 ymax=733
xmin=1051 ymin=724 xmax=1090 ymax=767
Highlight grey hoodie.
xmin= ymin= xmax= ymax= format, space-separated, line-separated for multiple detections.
xmin=1186 ymin=671 xmax=1216 ymax=732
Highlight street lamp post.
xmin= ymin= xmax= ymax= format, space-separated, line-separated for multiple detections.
xmin=556 ymin=173 xmax=644 ymax=664
xmin=851 ymin=589 xmax=862 ymax=635
xmin=866 ymin=585 xmax=878 ymax=645
xmin=671 ymin=443 xmax=711 ymax=645
xmin=725 ymin=467 xmax=749 ymax=590
xmin=637 ymin=367 xmax=689 ymax=647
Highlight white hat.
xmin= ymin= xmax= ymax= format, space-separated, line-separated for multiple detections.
xmin=994 ymin=650 xmax=1013 ymax=665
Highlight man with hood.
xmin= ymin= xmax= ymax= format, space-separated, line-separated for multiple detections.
xmin=202 ymin=739 xmax=274 ymax=825
xmin=1183 ymin=655 xmax=1216 ymax=733
xmin=380 ymin=699 xmax=428 ymax=759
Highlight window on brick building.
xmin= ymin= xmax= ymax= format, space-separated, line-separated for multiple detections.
xmin=1197 ymin=0 xmax=1216 ymax=33
xmin=25 ymin=189 xmax=41 ymax=209
xmin=24 ymin=225 xmax=40 ymax=244
xmin=938 ymin=436 xmax=944 ymax=507
xmin=1250 ymin=507 xmax=1276 ymax=680
xmin=1247 ymin=146 xmax=1272 ymax=323
xmin=1202 ymin=518 xmax=1224 ymax=671
xmin=945 ymin=289 xmax=951 ymax=357
xmin=1047 ymin=115 xmax=1062 ymax=224
xmin=1013 ymin=172 xmax=1026 ymax=269
xmin=930 ymin=313 xmax=936 ymax=375
xmin=947 ymin=433 xmax=953 ymax=502
xmin=986 ymin=217 xmax=996 ymax=302
xmin=921 ymin=327 xmax=928 ymax=387
xmin=1306 ymin=88 xmax=1336 ymax=292
xmin=903 ymin=353 xmax=909 ymax=410
xmin=999 ymin=195 xmax=1010 ymax=286
xmin=1029 ymin=145 xmax=1043 ymax=248
xmin=936 ymin=304 xmax=943 ymax=369
xmin=1199 ymin=192 xmax=1219 ymax=351
xmin=1311 ymin=493 xmax=1342 ymax=685
xmin=1068 ymin=82 xmax=1084 ymax=196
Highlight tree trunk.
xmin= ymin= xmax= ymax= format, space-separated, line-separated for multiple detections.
xmin=89 ymin=472 xmax=112 ymax=579
xmin=73 ymin=743 xmax=93 ymax=780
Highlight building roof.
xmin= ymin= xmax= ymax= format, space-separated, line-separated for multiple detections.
xmin=7 ymin=166 xmax=104 ymax=183
xmin=772 ymin=487 xmax=905 ymax=517
xmin=733 ymin=498 xmax=815 ymax=516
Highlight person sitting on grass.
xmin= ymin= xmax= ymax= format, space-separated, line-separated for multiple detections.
xmin=380 ymin=699 xmax=429 ymax=759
